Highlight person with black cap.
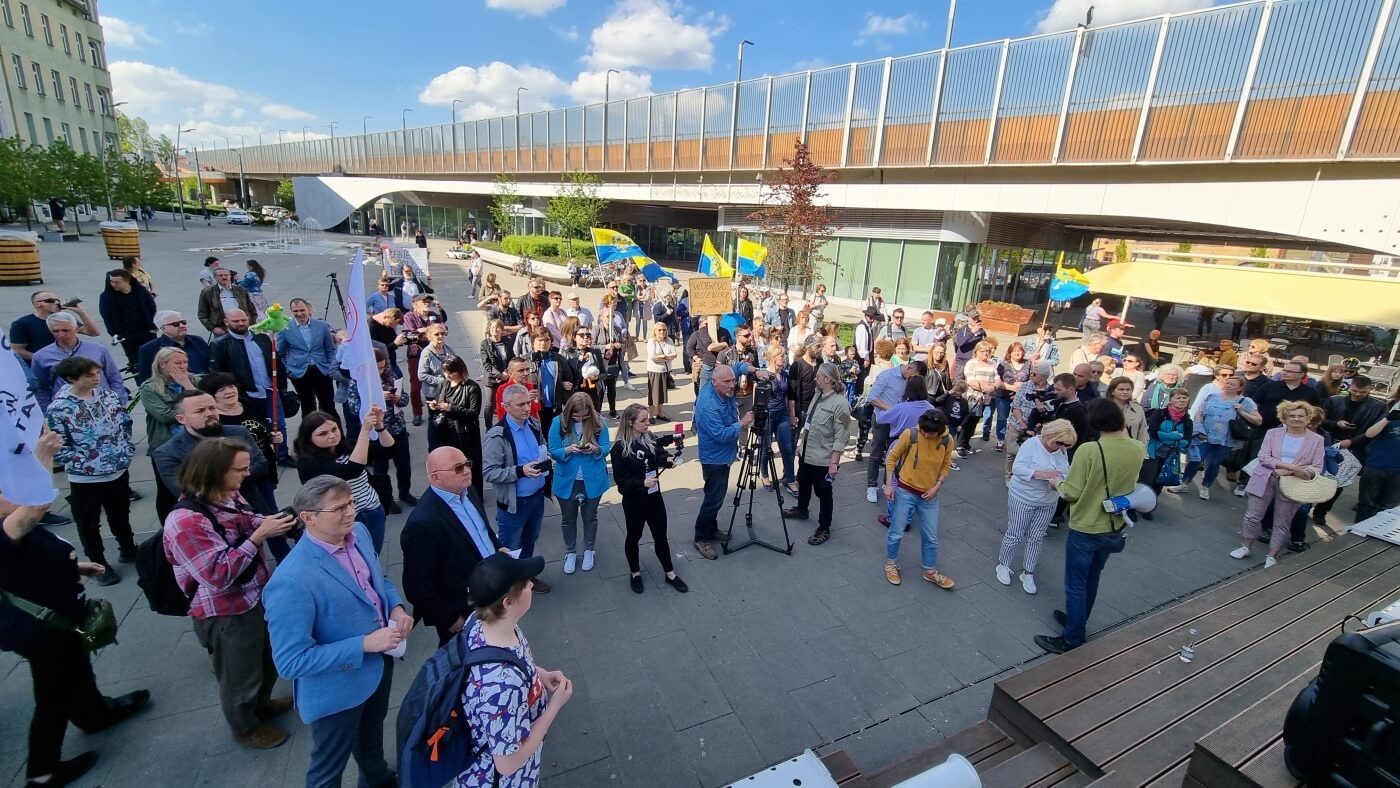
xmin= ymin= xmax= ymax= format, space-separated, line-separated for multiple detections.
xmin=854 ymin=306 xmax=880 ymax=395
xmin=457 ymin=553 xmax=573 ymax=788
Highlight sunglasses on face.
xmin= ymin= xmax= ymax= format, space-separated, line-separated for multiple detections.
xmin=165 ymin=320 xmax=189 ymax=327
xmin=37 ymin=298 xmax=60 ymax=304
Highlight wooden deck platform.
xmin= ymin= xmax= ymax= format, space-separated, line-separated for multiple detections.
xmin=988 ymin=534 xmax=1400 ymax=787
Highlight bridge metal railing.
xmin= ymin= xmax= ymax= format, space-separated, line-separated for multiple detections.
xmin=199 ymin=0 xmax=1399 ymax=179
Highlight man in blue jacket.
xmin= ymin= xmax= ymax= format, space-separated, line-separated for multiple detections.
xmin=264 ymin=475 xmax=410 ymax=788
xmin=693 ymin=363 xmax=771 ymax=559
xmin=279 ymin=298 xmax=339 ymax=415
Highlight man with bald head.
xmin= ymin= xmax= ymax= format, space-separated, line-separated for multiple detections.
xmin=1072 ymin=363 xmax=1101 ymax=401
xmin=197 ymin=266 xmax=257 ymax=334
xmin=210 ymin=308 xmax=290 ymax=462
xmin=694 ymin=361 xmax=771 ymax=559
xmin=401 ymin=447 xmax=504 ymax=644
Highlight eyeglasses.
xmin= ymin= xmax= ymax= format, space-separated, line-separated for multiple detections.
xmin=230 ymin=464 xmax=251 ymax=474
xmin=164 ymin=320 xmax=188 ymax=327
xmin=432 ymin=461 xmax=472 ymax=476
xmin=306 ymin=502 xmax=356 ymax=516
xmin=36 ymin=298 xmax=60 ymax=304
xmin=1215 ymin=372 xmax=1233 ymax=378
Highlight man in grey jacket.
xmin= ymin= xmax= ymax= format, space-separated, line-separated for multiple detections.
xmin=480 ymin=384 xmax=553 ymax=593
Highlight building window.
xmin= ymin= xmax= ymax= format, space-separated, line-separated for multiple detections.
xmin=87 ymin=38 xmax=101 ymax=68
xmin=84 ymin=82 xmax=93 ymax=110
xmin=31 ymin=62 xmax=43 ymax=94
xmin=60 ymin=122 xmax=71 ymax=145
xmin=19 ymin=2 xmax=30 ymax=36
xmin=10 ymin=53 xmax=24 ymax=88
xmin=40 ymin=12 xmax=50 ymax=45
xmin=97 ymin=88 xmax=108 ymax=114
xmin=1 ymin=0 xmax=11 ymax=28
xmin=60 ymin=22 xmax=69 ymax=53
xmin=68 ymin=77 xmax=79 ymax=106
xmin=50 ymin=69 xmax=62 ymax=101
xmin=75 ymin=31 xmax=84 ymax=61
xmin=42 ymin=117 xmax=53 ymax=144
xmin=24 ymin=113 xmax=37 ymax=145
xmin=78 ymin=126 xmax=87 ymax=153
xmin=92 ymin=129 xmax=100 ymax=152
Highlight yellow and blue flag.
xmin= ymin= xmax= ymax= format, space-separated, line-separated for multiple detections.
xmin=591 ymin=227 xmax=644 ymax=265
xmin=1048 ymin=260 xmax=1092 ymax=302
xmin=698 ymin=234 xmax=734 ymax=278
xmin=635 ymin=256 xmax=676 ymax=282
xmin=737 ymin=238 xmax=768 ymax=278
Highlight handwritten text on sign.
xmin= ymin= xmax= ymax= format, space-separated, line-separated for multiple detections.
xmin=688 ymin=277 xmax=733 ymax=316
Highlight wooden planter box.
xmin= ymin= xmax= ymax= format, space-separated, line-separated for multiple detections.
xmin=975 ymin=303 xmax=1037 ymax=338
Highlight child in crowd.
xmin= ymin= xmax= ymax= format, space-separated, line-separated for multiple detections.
xmin=941 ymin=380 xmax=970 ymax=467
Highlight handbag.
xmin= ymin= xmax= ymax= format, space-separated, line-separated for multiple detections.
xmin=3 ymin=592 xmax=118 ymax=652
xmin=1280 ymin=474 xmax=1338 ymax=504
xmin=1156 ymin=451 xmax=1182 ymax=487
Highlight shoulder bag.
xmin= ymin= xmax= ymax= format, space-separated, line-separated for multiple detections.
xmin=2 ymin=591 xmax=117 ymax=652
xmin=1280 ymin=473 xmax=1338 ymax=504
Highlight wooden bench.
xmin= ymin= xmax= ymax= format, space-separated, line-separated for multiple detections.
xmin=853 ymin=720 xmax=1085 ymax=787
xmin=985 ymin=535 xmax=1399 ymax=786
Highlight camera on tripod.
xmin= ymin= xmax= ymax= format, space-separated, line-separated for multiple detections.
xmin=750 ymin=377 xmax=773 ymax=431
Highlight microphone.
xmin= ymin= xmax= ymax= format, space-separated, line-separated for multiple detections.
xmin=674 ymin=421 xmax=684 ymax=449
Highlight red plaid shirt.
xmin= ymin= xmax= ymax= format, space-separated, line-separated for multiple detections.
xmin=162 ymin=493 xmax=270 ymax=620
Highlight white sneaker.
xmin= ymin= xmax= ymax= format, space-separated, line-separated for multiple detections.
xmin=582 ymin=550 xmax=595 ymax=572
xmin=563 ymin=553 xmax=577 ymax=574
xmin=1230 ymin=546 xmax=1251 ymax=560
xmin=995 ymin=564 xmax=1012 ymax=585
xmin=1264 ymin=556 xmax=1278 ymax=568
xmin=1165 ymin=484 xmax=1188 ymax=494
xmin=1198 ymin=485 xmax=1211 ymax=501
xmin=1232 ymin=484 xmax=1246 ymax=497
xmin=866 ymin=486 xmax=878 ymax=503
xmin=1020 ymin=573 xmax=1038 ymax=595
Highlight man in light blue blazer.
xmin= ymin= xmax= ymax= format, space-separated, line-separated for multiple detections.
xmin=265 ymin=475 xmax=411 ymax=788
xmin=279 ymin=298 xmax=339 ymax=416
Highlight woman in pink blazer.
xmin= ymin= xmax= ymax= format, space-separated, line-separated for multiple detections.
xmin=1231 ymin=401 xmax=1325 ymax=567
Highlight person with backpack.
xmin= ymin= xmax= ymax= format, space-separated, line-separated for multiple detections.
xmin=882 ymin=409 xmax=957 ymax=589
xmin=264 ymin=475 xmax=409 ymax=788
xmin=457 ymin=553 xmax=572 ymax=787
xmin=162 ymin=438 xmax=298 ymax=749
xmin=2 ymin=431 xmax=151 ymax=788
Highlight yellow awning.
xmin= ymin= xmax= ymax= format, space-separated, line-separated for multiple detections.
xmin=1085 ymin=261 xmax=1400 ymax=329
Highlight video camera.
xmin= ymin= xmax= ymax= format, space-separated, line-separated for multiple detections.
xmin=751 ymin=377 xmax=773 ymax=432
xmin=1026 ymin=387 xmax=1057 ymax=403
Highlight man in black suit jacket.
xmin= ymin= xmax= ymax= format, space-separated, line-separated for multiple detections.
xmin=209 ymin=308 xmax=290 ymax=461
xmin=402 ymin=446 xmax=503 ymax=645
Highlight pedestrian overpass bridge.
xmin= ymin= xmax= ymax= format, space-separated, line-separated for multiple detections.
xmin=199 ymin=0 xmax=1400 ymax=255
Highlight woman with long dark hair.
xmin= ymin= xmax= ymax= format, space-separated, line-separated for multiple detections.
xmin=548 ymin=392 xmax=612 ymax=575
xmin=239 ymin=259 xmax=269 ymax=316
xmin=429 ymin=356 xmax=483 ymax=499
xmin=294 ymin=408 xmax=391 ymax=553
xmin=610 ymin=404 xmax=687 ymax=594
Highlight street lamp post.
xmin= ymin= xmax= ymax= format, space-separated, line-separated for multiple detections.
xmin=278 ymin=130 xmax=287 ymax=143
xmin=232 ymin=147 xmax=247 ymax=209
xmin=191 ymin=145 xmax=210 ymax=225
xmin=175 ymin=126 xmax=195 ymax=231
xmin=516 ymin=87 xmax=529 ymax=171
xmin=402 ymin=108 xmax=412 ymax=130
xmin=604 ymin=69 xmax=618 ymax=169
xmin=731 ymin=40 xmax=754 ymax=168
xmin=452 ymin=99 xmax=464 ymax=124
xmin=302 ymin=125 xmax=311 ymax=142
xmin=328 ymin=122 xmax=338 ymax=138
xmin=362 ymin=115 xmax=372 ymax=136
xmin=98 ymin=100 xmax=127 ymax=220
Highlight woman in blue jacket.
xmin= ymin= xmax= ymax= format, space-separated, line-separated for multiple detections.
xmin=548 ymin=392 xmax=613 ymax=575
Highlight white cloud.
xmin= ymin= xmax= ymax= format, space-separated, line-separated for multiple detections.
xmin=486 ymin=0 xmax=566 ymax=14
xmin=173 ymin=21 xmax=214 ymax=35
xmin=262 ymin=102 xmax=316 ymax=121
xmin=418 ymin=62 xmax=568 ymax=119
xmin=583 ymin=0 xmax=728 ymax=71
xmin=1034 ymin=0 xmax=1215 ymax=33
xmin=568 ymin=69 xmax=652 ymax=104
xmin=552 ymin=24 xmax=580 ymax=41
xmin=857 ymin=13 xmax=928 ymax=41
xmin=102 ymin=17 xmax=158 ymax=49
xmin=110 ymin=61 xmax=242 ymax=117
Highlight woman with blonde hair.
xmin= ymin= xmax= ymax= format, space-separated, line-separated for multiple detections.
xmin=547 ymin=392 xmax=612 ymax=574
xmin=609 ymin=404 xmax=687 ymax=593
xmin=787 ymin=307 xmax=813 ymax=361
xmin=996 ymin=418 xmax=1075 ymax=594
xmin=1232 ymin=401 xmax=1324 ymax=567
xmin=959 ymin=340 xmax=1000 ymax=451
xmin=645 ymin=321 xmax=677 ymax=421
xmin=1315 ymin=364 xmax=1348 ymax=398
xmin=138 ymin=346 xmax=200 ymax=520
xmin=475 ymin=272 xmax=501 ymax=306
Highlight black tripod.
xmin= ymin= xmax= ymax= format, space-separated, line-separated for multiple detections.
xmin=722 ymin=417 xmax=794 ymax=555
xmin=324 ymin=272 xmax=346 ymax=325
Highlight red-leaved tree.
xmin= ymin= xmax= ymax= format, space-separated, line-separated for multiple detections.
xmin=747 ymin=138 xmax=839 ymax=297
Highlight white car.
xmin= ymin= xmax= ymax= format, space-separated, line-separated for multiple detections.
xmin=227 ymin=209 xmax=252 ymax=225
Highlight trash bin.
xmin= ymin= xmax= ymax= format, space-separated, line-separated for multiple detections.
xmin=100 ymin=220 xmax=141 ymax=260
xmin=0 ymin=231 xmax=43 ymax=285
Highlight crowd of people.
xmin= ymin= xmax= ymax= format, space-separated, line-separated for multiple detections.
xmin=4 ymin=247 xmax=1399 ymax=788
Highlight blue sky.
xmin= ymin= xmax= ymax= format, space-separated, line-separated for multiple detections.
xmin=100 ymin=0 xmax=1218 ymax=146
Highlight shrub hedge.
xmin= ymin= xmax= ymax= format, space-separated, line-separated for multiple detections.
xmin=500 ymin=235 xmax=595 ymax=260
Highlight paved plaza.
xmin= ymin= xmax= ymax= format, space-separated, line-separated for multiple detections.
xmin=0 ymin=220 xmax=1355 ymax=787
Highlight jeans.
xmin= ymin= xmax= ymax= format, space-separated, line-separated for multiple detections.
xmin=796 ymin=462 xmax=834 ymax=530
xmin=865 ymin=422 xmax=893 ymax=486
xmin=696 ymin=463 xmax=731 ymax=541
xmin=987 ymin=396 xmax=1012 ymax=441
xmin=887 ymin=487 xmax=943 ymax=569
xmin=356 ymin=505 xmax=387 ymax=555
xmin=558 ymin=480 xmax=600 ymax=553
xmin=497 ymin=491 xmax=546 ymax=559
xmin=305 ymin=656 xmax=394 ymax=788
xmin=697 ymin=363 xmax=715 ymax=390
xmin=1062 ymin=529 xmax=1127 ymax=647
xmin=759 ymin=416 xmax=796 ymax=485
xmin=1183 ymin=442 xmax=1232 ymax=488
xmin=1357 ymin=467 xmax=1400 ymax=521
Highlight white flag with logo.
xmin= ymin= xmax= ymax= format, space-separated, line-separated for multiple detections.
xmin=0 ymin=329 xmax=58 ymax=505
xmin=343 ymin=248 xmax=386 ymax=422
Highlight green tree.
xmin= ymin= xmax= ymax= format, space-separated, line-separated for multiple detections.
xmin=0 ymin=138 xmax=41 ymax=228
xmin=116 ymin=112 xmax=156 ymax=155
xmin=544 ymin=171 xmax=607 ymax=257
xmin=1168 ymin=241 xmax=1193 ymax=262
xmin=1113 ymin=239 xmax=1130 ymax=264
xmin=747 ymin=139 xmax=839 ymax=295
xmin=154 ymin=134 xmax=176 ymax=167
xmin=33 ymin=142 xmax=105 ymax=234
xmin=1247 ymin=246 xmax=1270 ymax=268
xmin=111 ymin=156 xmax=166 ymax=220
xmin=275 ymin=179 xmax=296 ymax=210
xmin=489 ymin=173 xmax=521 ymax=236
